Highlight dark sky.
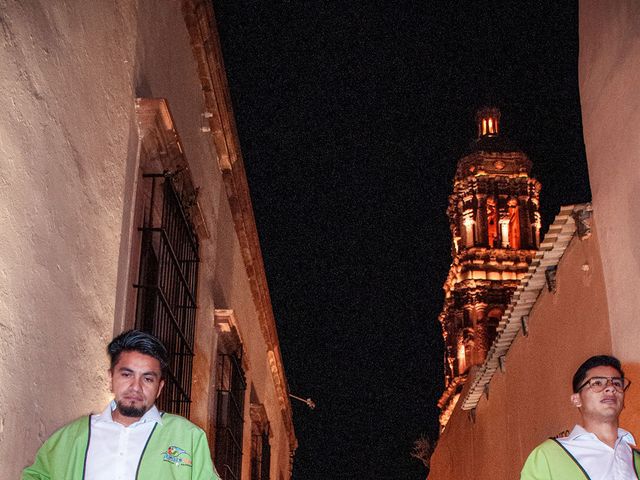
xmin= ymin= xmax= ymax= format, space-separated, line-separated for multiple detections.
xmin=213 ymin=2 xmax=591 ymax=479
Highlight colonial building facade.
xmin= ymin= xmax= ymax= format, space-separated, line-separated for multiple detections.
xmin=0 ymin=2 xmax=296 ymax=479
xmin=438 ymin=108 xmax=541 ymax=427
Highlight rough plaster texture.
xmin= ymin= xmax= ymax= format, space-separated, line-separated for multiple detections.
xmin=429 ymin=226 xmax=611 ymax=479
xmin=0 ymin=2 xmax=137 ymax=477
xmin=1 ymin=1 xmax=293 ymax=478
xmin=579 ymin=0 xmax=640 ymax=434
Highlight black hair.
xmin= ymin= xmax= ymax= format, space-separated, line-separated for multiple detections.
xmin=107 ymin=330 xmax=169 ymax=378
xmin=572 ymin=355 xmax=624 ymax=393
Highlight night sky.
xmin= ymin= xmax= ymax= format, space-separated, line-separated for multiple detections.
xmin=213 ymin=2 xmax=591 ymax=479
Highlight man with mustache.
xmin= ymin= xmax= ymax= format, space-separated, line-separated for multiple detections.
xmin=22 ymin=330 xmax=220 ymax=479
xmin=521 ymin=355 xmax=639 ymax=479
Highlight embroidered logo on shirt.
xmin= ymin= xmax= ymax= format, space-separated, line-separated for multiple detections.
xmin=162 ymin=445 xmax=193 ymax=467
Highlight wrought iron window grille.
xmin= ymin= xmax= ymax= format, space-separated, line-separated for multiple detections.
xmin=215 ymin=352 xmax=247 ymax=480
xmin=251 ymin=426 xmax=271 ymax=480
xmin=133 ymin=173 xmax=199 ymax=418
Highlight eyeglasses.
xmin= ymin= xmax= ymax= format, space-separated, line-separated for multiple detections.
xmin=576 ymin=376 xmax=631 ymax=393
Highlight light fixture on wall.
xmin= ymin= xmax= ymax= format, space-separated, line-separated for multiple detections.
xmin=289 ymin=393 xmax=316 ymax=410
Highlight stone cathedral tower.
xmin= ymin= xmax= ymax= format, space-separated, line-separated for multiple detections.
xmin=438 ymin=108 xmax=541 ymax=427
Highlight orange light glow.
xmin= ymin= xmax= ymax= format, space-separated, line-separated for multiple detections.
xmin=486 ymin=197 xmax=498 ymax=248
xmin=508 ymin=202 xmax=521 ymax=249
xmin=500 ymin=219 xmax=510 ymax=248
xmin=476 ymin=108 xmax=500 ymax=138
xmin=463 ymin=213 xmax=475 ymax=247
xmin=457 ymin=338 xmax=467 ymax=373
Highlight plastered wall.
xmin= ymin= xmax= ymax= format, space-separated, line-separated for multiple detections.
xmin=429 ymin=224 xmax=611 ymax=479
xmin=579 ymin=0 xmax=640 ymax=435
xmin=0 ymin=3 xmax=137 ymax=477
xmin=0 ymin=1 xmax=293 ymax=478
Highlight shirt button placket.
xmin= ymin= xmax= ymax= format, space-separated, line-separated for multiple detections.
xmin=116 ymin=427 xmax=128 ymax=477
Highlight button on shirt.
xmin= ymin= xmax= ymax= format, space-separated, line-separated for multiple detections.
xmin=85 ymin=401 xmax=162 ymax=480
xmin=557 ymin=425 xmax=637 ymax=480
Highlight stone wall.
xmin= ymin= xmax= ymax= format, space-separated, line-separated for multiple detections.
xmin=0 ymin=3 xmax=137 ymax=477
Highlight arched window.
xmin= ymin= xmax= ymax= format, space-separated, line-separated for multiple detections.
xmin=486 ymin=197 xmax=498 ymax=248
xmin=533 ymin=211 xmax=541 ymax=248
xmin=462 ymin=213 xmax=475 ymax=247
xmin=456 ymin=332 xmax=467 ymax=374
xmin=250 ymin=403 xmax=271 ymax=480
xmin=508 ymin=199 xmax=521 ymax=249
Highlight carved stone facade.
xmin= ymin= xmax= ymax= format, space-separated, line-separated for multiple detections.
xmin=438 ymin=108 xmax=541 ymax=427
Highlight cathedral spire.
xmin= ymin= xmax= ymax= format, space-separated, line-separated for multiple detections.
xmin=437 ymin=107 xmax=541 ymax=429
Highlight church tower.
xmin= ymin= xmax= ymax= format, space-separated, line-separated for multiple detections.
xmin=438 ymin=107 xmax=541 ymax=427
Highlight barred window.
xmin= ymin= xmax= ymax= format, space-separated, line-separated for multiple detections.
xmin=215 ymin=352 xmax=246 ymax=480
xmin=134 ymin=173 xmax=199 ymax=418
xmin=251 ymin=423 xmax=271 ymax=480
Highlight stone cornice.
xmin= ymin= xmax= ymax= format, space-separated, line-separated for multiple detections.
xmin=181 ymin=0 xmax=297 ymax=453
xmin=135 ymin=97 xmax=209 ymax=239
xmin=456 ymin=150 xmax=532 ymax=179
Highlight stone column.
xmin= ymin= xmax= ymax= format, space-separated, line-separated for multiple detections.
xmin=476 ymin=194 xmax=487 ymax=246
xmin=471 ymin=303 xmax=489 ymax=366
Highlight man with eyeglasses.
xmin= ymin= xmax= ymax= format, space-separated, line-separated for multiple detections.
xmin=521 ymin=355 xmax=639 ymax=479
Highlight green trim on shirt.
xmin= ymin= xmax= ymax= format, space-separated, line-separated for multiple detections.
xmin=521 ymin=437 xmax=640 ymax=480
xmin=22 ymin=412 xmax=220 ymax=480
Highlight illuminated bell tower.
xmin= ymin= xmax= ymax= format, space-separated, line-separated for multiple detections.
xmin=438 ymin=107 xmax=541 ymax=427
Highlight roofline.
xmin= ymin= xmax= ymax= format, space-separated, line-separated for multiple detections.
xmin=460 ymin=203 xmax=592 ymax=411
xmin=181 ymin=0 xmax=298 ymax=452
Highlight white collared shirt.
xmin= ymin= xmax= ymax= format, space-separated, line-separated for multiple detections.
xmin=557 ymin=424 xmax=637 ymax=480
xmin=85 ymin=401 xmax=162 ymax=480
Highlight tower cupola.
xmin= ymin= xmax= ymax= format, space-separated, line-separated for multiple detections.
xmin=437 ymin=107 xmax=542 ymax=429
xmin=476 ymin=107 xmax=500 ymax=138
